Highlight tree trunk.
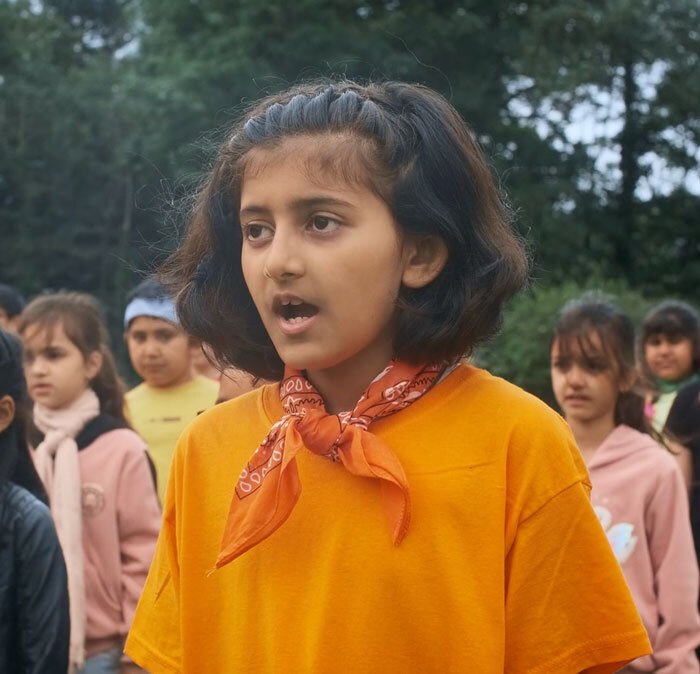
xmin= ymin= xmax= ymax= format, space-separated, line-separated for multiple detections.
xmin=615 ymin=59 xmax=639 ymax=282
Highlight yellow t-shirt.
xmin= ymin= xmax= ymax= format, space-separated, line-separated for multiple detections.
xmin=126 ymin=364 xmax=650 ymax=673
xmin=125 ymin=375 xmax=218 ymax=503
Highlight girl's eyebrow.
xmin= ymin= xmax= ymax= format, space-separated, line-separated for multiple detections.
xmin=240 ymin=196 xmax=355 ymax=218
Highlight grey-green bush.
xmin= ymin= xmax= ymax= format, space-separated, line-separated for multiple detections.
xmin=476 ymin=281 xmax=653 ymax=408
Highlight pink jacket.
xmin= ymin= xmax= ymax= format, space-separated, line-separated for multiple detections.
xmin=78 ymin=427 xmax=161 ymax=655
xmin=589 ymin=425 xmax=700 ymax=673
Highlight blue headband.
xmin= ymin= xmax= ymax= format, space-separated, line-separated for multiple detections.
xmin=124 ymin=297 xmax=178 ymax=329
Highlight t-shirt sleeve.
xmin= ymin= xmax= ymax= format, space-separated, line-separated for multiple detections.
xmin=124 ymin=454 xmax=182 ymax=672
xmin=504 ymin=479 xmax=652 ymax=674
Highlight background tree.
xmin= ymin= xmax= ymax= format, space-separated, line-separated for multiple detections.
xmin=513 ymin=0 xmax=700 ymax=292
xmin=1 ymin=0 xmax=698 ymax=383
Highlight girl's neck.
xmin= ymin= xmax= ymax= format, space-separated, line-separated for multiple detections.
xmin=567 ymin=414 xmax=616 ymax=465
xmin=656 ymin=371 xmax=699 ymax=394
xmin=305 ymin=346 xmax=394 ymax=414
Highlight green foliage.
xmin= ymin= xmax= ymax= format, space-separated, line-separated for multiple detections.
xmin=476 ymin=281 xmax=654 ymax=407
xmin=514 ymin=0 xmax=700 ymax=286
xmin=1 ymin=0 xmax=699 ymax=367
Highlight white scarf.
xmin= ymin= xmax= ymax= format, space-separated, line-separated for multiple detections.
xmin=33 ymin=388 xmax=100 ymax=674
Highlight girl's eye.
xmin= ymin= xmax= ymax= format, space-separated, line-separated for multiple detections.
xmin=243 ymin=223 xmax=273 ymax=242
xmin=584 ymin=359 xmax=608 ymax=373
xmin=308 ymin=215 xmax=340 ymax=234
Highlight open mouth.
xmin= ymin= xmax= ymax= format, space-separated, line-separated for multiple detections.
xmin=274 ymin=297 xmax=319 ymax=324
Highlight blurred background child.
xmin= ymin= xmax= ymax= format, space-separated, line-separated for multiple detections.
xmin=190 ymin=342 xmax=222 ymax=382
xmin=20 ymin=292 xmax=160 ymax=674
xmin=551 ymin=294 xmax=700 ymax=673
xmin=123 ymin=278 xmax=218 ymax=503
xmin=0 ymin=328 xmax=70 ymax=674
xmin=638 ymin=300 xmax=700 ymax=433
xmin=0 ymin=283 xmax=26 ymax=333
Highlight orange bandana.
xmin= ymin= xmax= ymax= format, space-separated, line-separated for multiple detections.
xmin=216 ymin=360 xmax=446 ymax=568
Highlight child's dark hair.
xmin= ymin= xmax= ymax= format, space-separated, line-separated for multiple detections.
xmin=19 ymin=292 xmax=128 ymax=423
xmin=0 ymin=283 xmax=25 ymax=318
xmin=638 ymin=300 xmax=700 ymax=382
xmin=552 ymin=294 xmax=650 ymax=434
xmin=0 ymin=330 xmax=46 ymax=501
xmin=162 ymin=80 xmax=529 ymax=380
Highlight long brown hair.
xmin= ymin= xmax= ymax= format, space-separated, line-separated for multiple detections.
xmin=19 ymin=292 xmax=127 ymax=422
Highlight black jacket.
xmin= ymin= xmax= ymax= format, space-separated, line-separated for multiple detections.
xmin=0 ymin=482 xmax=70 ymax=674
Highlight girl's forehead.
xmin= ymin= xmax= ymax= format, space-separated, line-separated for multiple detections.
xmin=21 ymin=319 xmax=66 ymax=348
xmin=553 ymin=329 xmax=607 ymax=357
xmin=242 ymin=133 xmax=381 ymax=192
xmin=645 ymin=329 xmax=692 ymax=342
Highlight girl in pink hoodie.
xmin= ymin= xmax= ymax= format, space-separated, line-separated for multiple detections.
xmin=551 ymin=294 xmax=700 ymax=673
xmin=19 ymin=292 xmax=161 ymax=674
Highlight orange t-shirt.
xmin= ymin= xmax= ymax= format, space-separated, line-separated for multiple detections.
xmin=126 ymin=364 xmax=650 ymax=673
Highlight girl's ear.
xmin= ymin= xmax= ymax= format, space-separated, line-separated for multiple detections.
xmin=85 ymin=349 xmax=104 ymax=382
xmin=401 ymin=235 xmax=449 ymax=289
xmin=0 ymin=395 xmax=16 ymax=433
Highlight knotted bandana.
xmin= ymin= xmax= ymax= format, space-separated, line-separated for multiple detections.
xmin=216 ymin=360 xmax=447 ymax=568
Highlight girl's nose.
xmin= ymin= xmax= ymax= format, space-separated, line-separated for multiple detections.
xmin=143 ymin=339 xmax=160 ymax=356
xmin=30 ymin=357 xmax=48 ymax=375
xmin=657 ymin=340 xmax=671 ymax=354
xmin=263 ymin=227 xmax=304 ymax=282
xmin=565 ymin=364 xmax=585 ymax=387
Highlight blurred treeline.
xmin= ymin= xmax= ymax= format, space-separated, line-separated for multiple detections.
xmin=1 ymin=0 xmax=699 ymax=395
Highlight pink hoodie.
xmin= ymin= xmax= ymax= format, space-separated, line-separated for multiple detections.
xmin=78 ymin=427 xmax=161 ymax=657
xmin=589 ymin=425 xmax=700 ymax=673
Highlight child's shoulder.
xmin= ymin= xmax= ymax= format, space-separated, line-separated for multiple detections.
xmin=452 ymin=363 xmax=588 ymax=492
xmin=190 ymin=374 xmax=220 ymax=395
xmin=127 ymin=376 xmax=218 ymax=398
xmin=82 ymin=424 xmax=147 ymax=457
xmin=613 ymin=425 xmax=684 ymax=476
xmin=184 ymin=383 xmax=279 ymax=445
xmin=436 ymin=362 xmax=569 ymax=435
xmin=125 ymin=381 xmax=149 ymax=402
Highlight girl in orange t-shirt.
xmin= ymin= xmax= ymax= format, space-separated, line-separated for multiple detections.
xmin=126 ymin=81 xmax=651 ymax=673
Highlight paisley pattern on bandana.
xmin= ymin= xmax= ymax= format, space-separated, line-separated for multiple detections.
xmin=216 ymin=360 xmax=449 ymax=569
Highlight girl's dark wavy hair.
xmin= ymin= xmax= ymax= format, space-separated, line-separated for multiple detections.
xmin=637 ymin=300 xmax=700 ymax=385
xmin=552 ymin=294 xmax=657 ymax=437
xmin=19 ymin=292 xmax=128 ymax=423
xmin=0 ymin=329 xmax=46 ymax=501
xmin=162 ymin=80 xmax=529 ymax=380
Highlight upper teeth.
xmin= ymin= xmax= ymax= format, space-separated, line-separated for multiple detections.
xmin=281 ymin=298 xmax=303 ymax=306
